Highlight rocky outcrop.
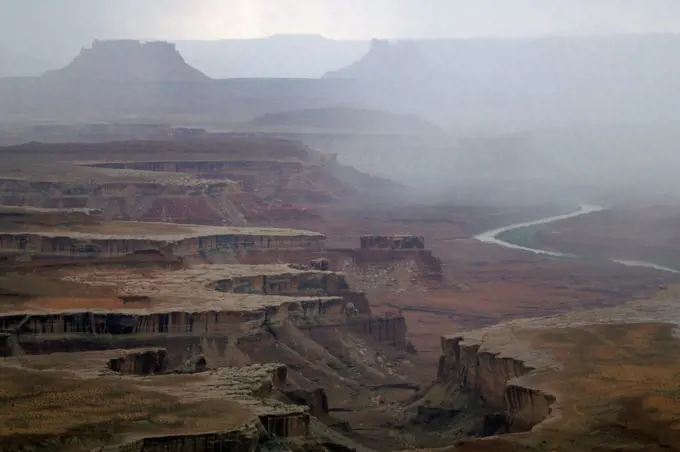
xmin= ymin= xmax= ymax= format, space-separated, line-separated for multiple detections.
xmin=44 ymin=39 xmax=210 ymax=82
xmin=0 ymin=332 xmax=20 ymax=357
xmin=284 ymin=387 xmax=329 ymax=416
xmin=349 ymin=315 xmax=408 ymax=348
xmin=337 ymin=248 xmax=444 ymax=287
xmin=437 ymin=335 xmax=555 ymax=432
xmin=107 ymin=348 xmax=168 ymax=374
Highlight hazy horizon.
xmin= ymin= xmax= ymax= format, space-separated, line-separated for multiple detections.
xmin=4 ymin=0 xmax=680 ymax=205
xmin=4 ymin=1 xmax=680 ymax=54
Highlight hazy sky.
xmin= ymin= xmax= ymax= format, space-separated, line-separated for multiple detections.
xmin=3 ymin=0 xmax=680 ymax=55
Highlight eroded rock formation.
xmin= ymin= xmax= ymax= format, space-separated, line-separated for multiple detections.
xmin=349 ymin=315 xmax=408 ymax=348
xmin=107 ymin=348 xmax=169 ymax=375
xmin=437 ymin=335 xmax=555 ymax=432
xmin=0 ymin=200 xmax=429 ymax=450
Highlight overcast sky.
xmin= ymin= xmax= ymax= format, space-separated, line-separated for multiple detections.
xmin=3 ymin=0 xmax=680 ymax=56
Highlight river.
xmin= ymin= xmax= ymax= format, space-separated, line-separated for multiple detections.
xmin=474 ymin=204 xmax=680 ymax=274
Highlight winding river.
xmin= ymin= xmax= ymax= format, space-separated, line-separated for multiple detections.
xmin=474 ymin=204 xmax=680 ymax=274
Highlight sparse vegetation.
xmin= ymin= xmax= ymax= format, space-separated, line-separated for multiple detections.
xmin=0 ymin=367 xmax=251 ymax=450
xmin=468 ymin=322 xmax=680 ymax=451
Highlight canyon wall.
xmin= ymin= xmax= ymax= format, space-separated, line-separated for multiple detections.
xmin=2 ymin=299 xmax=407 ymax=376
xmin=0 ymin=230 xmax=325 ymax=260
xmin=0 ymin=297 xmax=345 ymax=337
xmin=348 ymin=315 xmax=408 ymax=348
xmin=105 ymin=427 xmax=261 ymax=452
xmin=0 ymin=177 xmax=248 ymax=225
xmin=107 ymin=348 xmax=170 ymax=375
xmin=437 ymin=336 xmax=555 ymax=432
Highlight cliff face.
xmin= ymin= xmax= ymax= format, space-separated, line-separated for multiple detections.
xmin=107 ymin=348 xmax=170 ymax=375
xmin=437 ymin=336 xmax=555 ymax=432
xmin=45 ymin=39 xmax=210 ymax=82
xmin=348 ymin=315 xmax=408 ymax=348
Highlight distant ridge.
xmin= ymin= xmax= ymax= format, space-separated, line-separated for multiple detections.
xmin=44 ymin=40 xmax=210 ymax=82
xmin=247 ymin=107 xmax=442 ymax=134
xmin=324 ymin=39 xmax=430 ymax=80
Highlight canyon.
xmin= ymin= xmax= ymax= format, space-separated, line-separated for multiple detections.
xmin=0 ymin=126 xmax=678 ymax=451
xmin=1 ymin=27 xmax=679 ymax=451
xmin=0 ymin=41 xmax=678 ymax=449
xmin=1 ymin=163 xmax=677 ymax=452
xmin=0 ymin=208 xmax=419 ymax=451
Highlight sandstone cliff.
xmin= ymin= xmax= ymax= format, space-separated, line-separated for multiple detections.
xmin=437 ymin=335 xmax=555 ymax=432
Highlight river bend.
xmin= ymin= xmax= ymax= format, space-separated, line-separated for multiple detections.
xmin=474 ymin=205 xmax=679 ymax=274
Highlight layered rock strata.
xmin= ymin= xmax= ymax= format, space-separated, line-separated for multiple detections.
xmin=435 ymin=290 xmax=680 ymax=434
xmin=437 ymin=335 xmax=555 ymax=432
xmin=0 ymin=261 xmax=403 ymax=355
xmin=0 ymin=209 xmax=325 ymax=262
